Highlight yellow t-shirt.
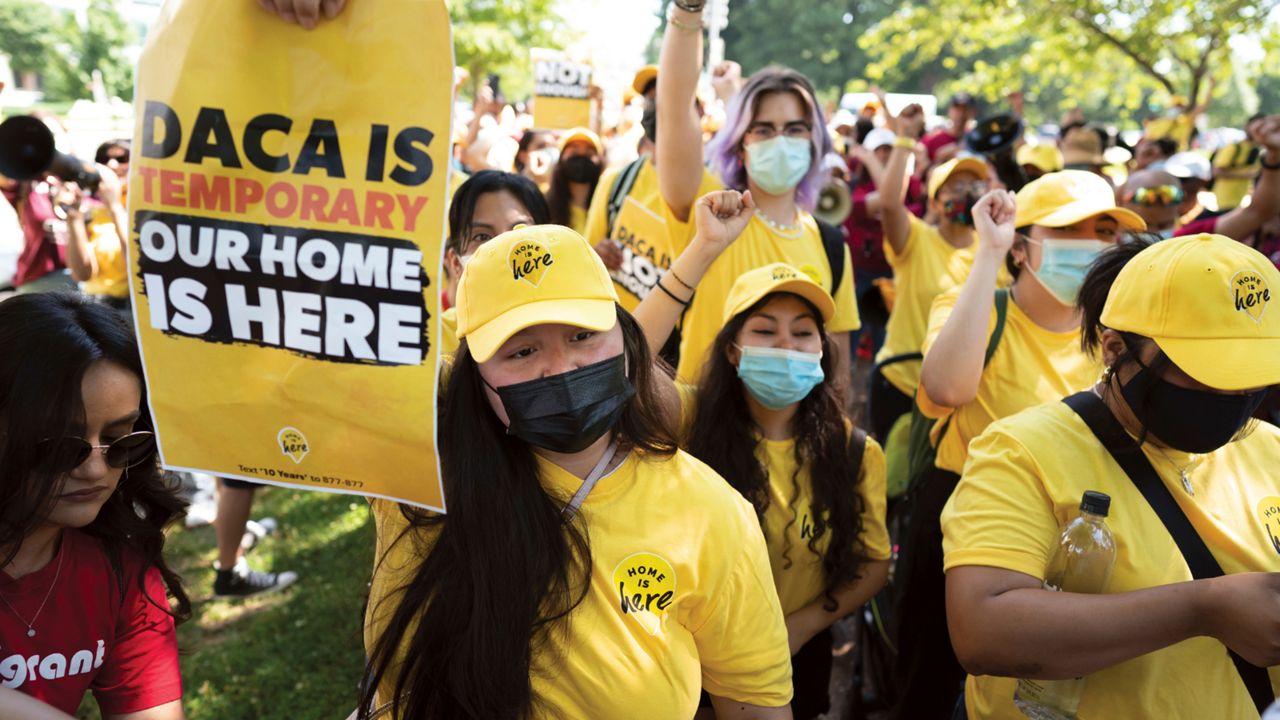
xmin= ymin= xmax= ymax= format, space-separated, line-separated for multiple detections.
xmin=1212 ymin=141 xmax=1259 ymax=211
xmin=81 ymin=207 xmax=128 ymax=299
xmin=675 ymin=208 xmax=860 ymax=384
xmin=918 ymin=286 xmax=1101 ymax=474
xmin=439 ymin=306 xmax=458 ymax=357
xmin=757 ymin=435 xmax=892 ymax=616
xmin=875 ymin=216 xmax=1008 ymax=396
xmin=568 ymin=204 xmax=588 ymax=236
xmin=583 ymin=159 xmax=721 ymax=311
xmin=942 ymin=402 xmax=1280 ymax=720
xmin=1144 ymin=115 xmax=1197 ymax=152
xmin=364 ymin=450 xmax=793 ymax=718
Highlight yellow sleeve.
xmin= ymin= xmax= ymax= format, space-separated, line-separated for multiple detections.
xmin=941 ymin=422 xmax=1060 ymax=581
xmin=916 ymin=286 xmax=962 ymax=419
xmin=856 ymin=436 xmax=892 ymax=561
xmin=884 ymin=214 xmax=923 ymax=268
xmin=583 ymin=166 xmax=620 ymax=244
xmin=827 ymin=243 xmax=862 ymax=333
xmin=690 ymin=495 xmax=793 ymax=707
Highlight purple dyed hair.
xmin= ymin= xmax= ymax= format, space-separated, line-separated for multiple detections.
xmin=705 ymin=66 xmax=834 ymax=211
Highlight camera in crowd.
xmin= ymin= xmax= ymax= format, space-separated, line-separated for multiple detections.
xmin=0 ymin=115 xmax=103 ymax=193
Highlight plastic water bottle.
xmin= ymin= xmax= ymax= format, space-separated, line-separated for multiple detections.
xmin=1014 ymin=491 xmax=1117 ymax=720
xmin=1263 ymin=699 xmax=1280 ymax=719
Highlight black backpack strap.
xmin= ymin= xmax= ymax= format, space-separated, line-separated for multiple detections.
xmin=848 ymin=427 xmax=867 ymax=481
xmin=815 ymin=218 xmax=847 ymax=296
xmin=873 ymin=351 xmax=924 ymax=372
xmin=605 ymin=157 xmax=646 ymax=238
xmin=1062 ymin=391 xmax=1275 ymax=713
xmin=986 ymin=288 xmax=1009 ymax=365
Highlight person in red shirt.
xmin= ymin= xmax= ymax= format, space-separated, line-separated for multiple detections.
xmin=0 ymin=292 xmax=191 ymax=718
xmin=921 ymin=93 xmax=978 ymax=164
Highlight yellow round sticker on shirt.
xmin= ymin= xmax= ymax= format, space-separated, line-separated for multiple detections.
xmin=612 ymin=552 xmax=676 ymax=636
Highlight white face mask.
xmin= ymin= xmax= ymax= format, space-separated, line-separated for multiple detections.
xmin=458 ymin=253 xmax=474 ymax=270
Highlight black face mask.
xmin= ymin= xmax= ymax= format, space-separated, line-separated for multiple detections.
xmin=490 ymin=354 xmax=634 ymax=454
xmin=1120 ymin=359 xmax=1268 ymax=454
xmin=562 ymin=155 xmax=601 ymax=185
xmin=942 ymin=194 xmax=981 ymax=227
xmin=641 ymin=105 xmax=658 ymax=144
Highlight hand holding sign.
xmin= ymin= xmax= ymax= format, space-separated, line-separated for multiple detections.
xmin=256 ymin=0 xmax=346 ymax=29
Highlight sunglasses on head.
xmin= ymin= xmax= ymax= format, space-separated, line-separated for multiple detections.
xmin=1128 ymin=184 xmax=1185 ymax=207
xmin=38 ymin=431 xmax=156 ymax=474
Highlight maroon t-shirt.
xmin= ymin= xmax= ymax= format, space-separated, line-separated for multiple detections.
xmin=1174 ymin=217 xmax=1218 ymax=237
xmin=843 ymin=165 xmax=927 ymax=275
xmin=922 ymin=128 xmax=962 ymax=163
xmin=2 ymin=183 xmax=67 ymax=287
xmin=0 ymin=530 xmax=182 ymax=715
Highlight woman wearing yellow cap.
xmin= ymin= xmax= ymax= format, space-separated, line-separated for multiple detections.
xmin=893 ymin=170 xmax=1147 ymax=719
xmin=868 ymin=102 xmax=1008 ymax=446
xmin=943 ymin=234 xmax=1280 ymax=719
xmin=664 ymin=263 xmax=891 ymax=720
xmin=359 ymin=194 xmax=796 ymax=719
xmin=546 ymin=127 xmax=604 ymax=235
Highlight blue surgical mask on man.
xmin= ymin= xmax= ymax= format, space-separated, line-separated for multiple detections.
xmin=1027 ymin=238 xmax=1113 ymax=306
xmin=745 ymin=136 xmax=812 ymax=195
xmin=734 ymin=345 xmax=825 ymax=409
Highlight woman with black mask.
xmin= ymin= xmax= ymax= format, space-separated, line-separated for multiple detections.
xmin=546 ymin=127 xmax=604 ymax=235
xmin=943 ymin=234 xmax=1280 ymax=719
xmin=359 ymin=214 xmax=795 ymax=719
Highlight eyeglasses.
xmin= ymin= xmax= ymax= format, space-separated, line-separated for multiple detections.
xmin=745 ymin=122 xmax=813 ymax=141
xmin=942 ymin=181 xmax=989 ymax=196
xmin=38 ymin=431 xmax=156 ymax=474
xmin=1127 ymin=185 xmax=1185 ymax=207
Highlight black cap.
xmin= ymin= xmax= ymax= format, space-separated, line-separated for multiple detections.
xmin=950 ymin=92 xmax=977 ymax=107
xmin=1080 ymin=491 xmax=1111 ymax=517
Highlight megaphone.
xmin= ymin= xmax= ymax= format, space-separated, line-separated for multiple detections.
xmin=0 ymin=115 xmax=101 ymax=192
xmin=814 ymin=177 xmax=852 ymax=226
xmin=964 ymin=113 xmax=1028 ymax=192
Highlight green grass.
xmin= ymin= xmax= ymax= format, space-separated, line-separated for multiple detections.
xmin=77 ymin=489 xmax=375 ymax=720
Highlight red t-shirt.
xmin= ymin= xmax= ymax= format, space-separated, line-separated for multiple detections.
xmin=1174 ymin=216 xmax=1219 ymax=238
xmin=1 ymin=183 xmax=67 ymax=287
xmin=843 ymin=166 xmax=927 ymax=275
xmin=0 ymin=530 xmax=181 ymax=715
xmin=922 ymin=128 xmax=962 ymax=163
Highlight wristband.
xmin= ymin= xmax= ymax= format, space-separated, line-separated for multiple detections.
xmin=668 ymin=14 xmax=703 ymax=32
xmin=1261 ymin=154 xmax=1280 ymax=171
xmin=673 ymin=0 xmax=706 ymax=11
xmin=655 ymin=279 xmax=692 ymax=307
xmin=893 ymin=136 xmax=916 ymax=150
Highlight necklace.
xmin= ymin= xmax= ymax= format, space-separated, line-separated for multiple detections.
xmin=754 ymin=209 xmax=803 ymax=237
xmin=0 ymin=545 xmax=64 ymax=638
xmin=1154 ymin=446 xmax=1200 ymax=496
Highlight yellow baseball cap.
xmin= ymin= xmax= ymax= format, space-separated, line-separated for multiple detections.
xmin=927 ymin=156 xmax=989 ymax=199
xmin=1101 ymin=234 xmax=1280 ymax=390
xmin=1016 ymin=142 xmax=1064 ymax=174
xmin=723 ymin=263 xmax=839 ymax=327
xmin=632 ymin=65 xmax=658 ymax=96
xmin=456 ymin=225 xmax=619 ymax=363
xmin=1014 ymin=170 xmax=1146 ymax=231
xmin=558 ymin=126 xmax=603 ymax=156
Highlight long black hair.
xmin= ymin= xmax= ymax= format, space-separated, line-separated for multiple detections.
xmin=0 ymin=292 xmax=191 ymax=621
xmin=447 ymin=171 xmax=550 ymax=256
xmin=360 ymin=308 xmax=676 ymax=719
xmin=686 ymin=293 xmax=867 ymax=612
xmin=545 ymin=153 xmax=601 ymax=229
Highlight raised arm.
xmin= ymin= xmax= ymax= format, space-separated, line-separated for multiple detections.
xmin=632 ymin=190 xmax=755 ymax=358
xmin=878 ymin=105 xmax=925 ymax=256
xmin=919 ymin=191 xmax=1015 ymax=408
xmin=656 ymin=4 xmax=709 ymax=223
xmin=1214 ymin=115 xmax=1280 ymax=241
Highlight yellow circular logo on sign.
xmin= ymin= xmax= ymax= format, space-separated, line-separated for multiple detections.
xmin=612 ymin=552 xmax=676 ymax=636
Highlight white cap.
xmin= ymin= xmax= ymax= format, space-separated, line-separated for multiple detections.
xmin=1164 ymin=152 xmax=1212 ymax=182
xmin=863 ymin=127 xmax=897 ymax=151
xmin=830 ymin=108 xmax=857 ymax=131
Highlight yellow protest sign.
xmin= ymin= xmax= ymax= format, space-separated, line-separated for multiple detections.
xmin=532 ymin=48 xmax=592 ymax=130
xmin=609 ymin=196 xmax=676 ymax=310
xmin=128 ymin=0 xmax=451 ymax=511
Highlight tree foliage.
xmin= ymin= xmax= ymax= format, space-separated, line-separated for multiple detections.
xmin=0 ymin=0 xmax=134 ymax=102
xmin=448 ymin=0 xmax=567 ymax=102
xmin=859 ymin=0 xmax=1280 ymax=125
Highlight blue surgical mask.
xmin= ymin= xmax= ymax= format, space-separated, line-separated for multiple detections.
xmin=745 ymin=136 xmax=812 ymax=195
xmin=735 ymin=345 xmax=825 ymax=409
xmin=1156 ymin=228 xmax=1175 ymax=240
xmin=1028 ymin=238 xmax=1112 ymax=306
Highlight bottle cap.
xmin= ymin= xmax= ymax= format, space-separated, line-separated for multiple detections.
xmin=1080 ymin=490 xmax=1111 ymax=517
